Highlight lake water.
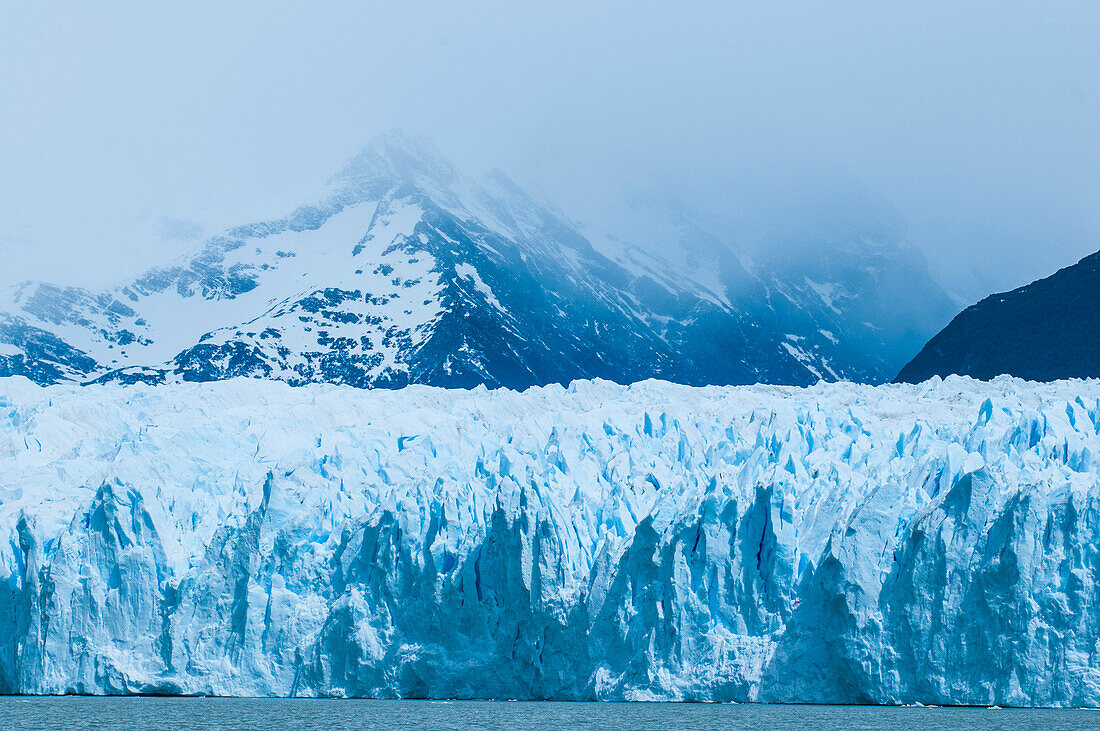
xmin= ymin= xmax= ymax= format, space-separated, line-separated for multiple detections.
xmin=0 ymin=697 xmax=1096 ymax=730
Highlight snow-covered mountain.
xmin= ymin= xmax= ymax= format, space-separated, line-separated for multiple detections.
xmin=3 ymin=375 xmax=1099 ymax=704
xmin=0 ymin=132 xmax=955 ymax=388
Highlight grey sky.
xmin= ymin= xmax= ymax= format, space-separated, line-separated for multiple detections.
xmin=2 ymin=1 xmax=1098 ymax=301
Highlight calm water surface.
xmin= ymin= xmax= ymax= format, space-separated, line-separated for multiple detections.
xmin=0 ymin=697 xmax=1096 ymax=730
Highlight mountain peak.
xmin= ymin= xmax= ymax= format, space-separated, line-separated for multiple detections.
xmin=329 ymin=129 xmax=458 ymax=191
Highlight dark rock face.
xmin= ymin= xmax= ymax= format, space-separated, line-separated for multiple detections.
xmin=1 ymin=132 xmax=954 ymax=390
xmin=897 ymin=251 xmax=1100 ymax=383
xmin=0 ymin=315 xmax=99 ymax=383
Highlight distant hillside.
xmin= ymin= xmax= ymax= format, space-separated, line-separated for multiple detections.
xmin=897 ymin=250 xmax=1100 ymax=383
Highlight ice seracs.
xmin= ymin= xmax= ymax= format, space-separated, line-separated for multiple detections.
xmin=2 ymin=374 xmax=1099 ymax=704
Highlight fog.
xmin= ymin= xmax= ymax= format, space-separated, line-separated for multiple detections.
xmin=2 ymin=1 xmax=1097 ymax=302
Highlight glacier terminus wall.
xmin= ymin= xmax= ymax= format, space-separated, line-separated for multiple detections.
xmin=1 ymin=375 xmax=1100 ymax=705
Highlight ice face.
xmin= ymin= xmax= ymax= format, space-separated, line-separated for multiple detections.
xmin=1 ymin=374 xmax=1099 ymax=704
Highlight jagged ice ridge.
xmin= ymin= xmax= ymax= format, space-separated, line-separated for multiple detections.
xmin=2 ymin=375 xmax=1100 ymax=705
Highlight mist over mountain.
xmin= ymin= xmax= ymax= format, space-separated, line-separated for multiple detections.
xmin=0 ymin=132 xmax=955 ymax=389
xmin=4 ymin=3 xmax=1098 ymax=305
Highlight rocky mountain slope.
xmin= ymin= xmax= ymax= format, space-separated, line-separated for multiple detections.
xmin=897 ymin=250 xmax=1100 ymax=383
xmin=0 ymin=132 xmax=955 ymax=389
xmin=2 ymin=375 xmax=1099 ymax=704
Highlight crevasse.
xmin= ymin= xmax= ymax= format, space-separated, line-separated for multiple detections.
xmin=1 ymin=375 xmax=1099 ymax=705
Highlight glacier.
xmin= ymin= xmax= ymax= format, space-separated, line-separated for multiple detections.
xmin=1 ymin=374 xmax=1100 ymax=705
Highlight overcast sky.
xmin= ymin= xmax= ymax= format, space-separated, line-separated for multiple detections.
xmin=2 ymin=1 xmax=1098 ymax=300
